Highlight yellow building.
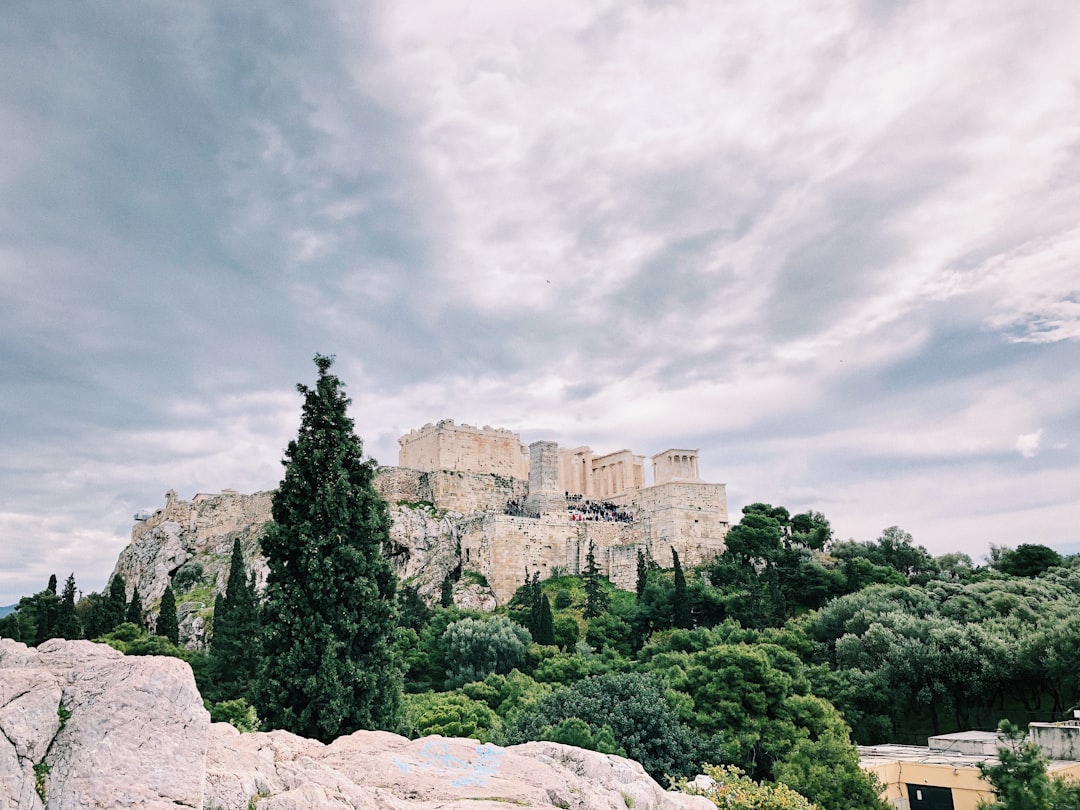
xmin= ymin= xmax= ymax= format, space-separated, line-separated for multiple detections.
xmin=860 ymin=728 xmax=1080 ymax=810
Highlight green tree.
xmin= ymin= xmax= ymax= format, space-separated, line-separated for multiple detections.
xmin=995 ymin=544 xmax=1064 ymax=579
xmin=401 ymin=691 xmax=500 ymax=742
xmin=977 ymin=720 xmax=1080 ymax=810
xmin=502 ymin=671 xmax=709 ymax=781
xmin=55 ymin=573 xmax=81 ymax=640
xmin=32 ymin=576 xmax=60 ymax=644
xmin=155 ymin=585 xmax=179 ymax=645
xmin=254 ymin=355 xmax=401 ymax=741
xmin=534 ymin=595 xmax=556 ymax=646
xmin=672 ymin=548 xmax=691 ymax=629
xmin=636 ymin=549 xmax=650 ymax=600
xmin=212 ymin=538 xmax=260 ymax=701
xmin=125 ymin=585 xmax=143 ymax=627
xmin=584 ymin=542 xmax=608 ymax=619
xmin=440 ymin=574 xmax=455 ymax=608
xmin=443 ymin=615 xmax=531 ymax=688
xmin=104 ymin=575 xmax=127 ymax=634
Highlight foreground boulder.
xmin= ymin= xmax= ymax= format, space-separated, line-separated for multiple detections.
xmin=0 ymin=639 xmax=712 ymax=810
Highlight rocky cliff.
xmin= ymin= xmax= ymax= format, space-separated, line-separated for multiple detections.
xmin=0 ymin=638 xmax=713 ymax=810
xmin=116 ymin=489 xmax=479 ymax=647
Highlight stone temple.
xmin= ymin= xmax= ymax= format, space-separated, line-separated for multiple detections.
xmin=377 ymin=419 xmax=730 ymax=603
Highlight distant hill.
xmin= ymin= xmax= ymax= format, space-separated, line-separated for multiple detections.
xmin=0 ymin=605 xmax=14 ymax=618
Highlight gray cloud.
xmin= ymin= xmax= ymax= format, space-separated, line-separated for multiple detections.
xmin=2 ymin=1 xmax=1080 ymax=603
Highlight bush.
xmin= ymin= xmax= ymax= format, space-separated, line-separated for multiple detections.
xmin=443 ymin=615 xmax=532 ymax=689
xmin=172 ymin=562 xmax=204 ymax=593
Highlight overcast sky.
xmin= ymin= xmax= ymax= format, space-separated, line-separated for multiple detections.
xmin=2 ymin=1 xmax=1078 ymax=605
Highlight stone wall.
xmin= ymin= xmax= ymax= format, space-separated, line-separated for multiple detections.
xmin=375 ymin=467 xmax=527 ymax=514
xmin=398 ymin=420 xmax=529 ymax=479
xmin=635 ymin=481 xmax=729 ymax=568
xmin=460 ymin=514 xmax=643 ymax=602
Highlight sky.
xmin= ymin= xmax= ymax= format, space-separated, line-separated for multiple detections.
xmin=2 ymin=1 xmax=1079 ymax=605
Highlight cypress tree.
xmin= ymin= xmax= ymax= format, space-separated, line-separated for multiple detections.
xmin=535 ymin=593 xmax=556 ymax=646
xmin=55 ymin=573 xmax=82 ymax=639
xmin=636 ymin=549 xmax=649 ymax=600
xmin=672 ymin=548 xmax=691 ymax=629
xmin=212 ymin=538 xmax=259 ymax=699
xmin=254 ymin=355 xmax=400 ymax=740
xmin=47 ymin=574 xmax=58 ymax=595
xmin=439 ymin=574 xmax=454 ymax=608
xmin=584 ymin=542 xmax=608 ymax=619
xmin=33 ymin=586 xmax=59 ymax=644
xmin=528 ymin=571 xmax=542 ymax=639
xmin=125 ymin=585 xmax=144 ymax=627
xmin=156 ymin=585 xmax=179 ymax=644
xmin=104 ymin=575 xmax=127 ymax=632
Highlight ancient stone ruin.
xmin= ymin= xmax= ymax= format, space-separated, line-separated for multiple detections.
xmin=116 ymin=420 xmax=730 ymax=640
xmin=383 ymin=420 xmax=730 ymax=604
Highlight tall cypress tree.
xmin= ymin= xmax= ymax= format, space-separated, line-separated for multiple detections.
xmin=55 ymin=573 xmax=81 ymax=639
xmin=635 ymin=549 xmax=649 ymax=600
xmin=254 ymin=355 xmax=400 ymax=740
xmin=33 ymin=579 xmax=60 ymax=644
xmin=156 ymin=585 xmax=179 ymax=645
xmin=212 ymin=538 xmax=259 ymax=700
xmin=672 ymin=548 xmax=691 ymax=629
xmin=104 ymin=575 xmax=127 ymax=633
xmin=125 ymin=585 xmax=144 ymax=627
xmin=584 ymin=542 xmax=608 ymax=619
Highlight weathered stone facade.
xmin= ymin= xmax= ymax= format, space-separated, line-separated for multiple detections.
xmin=398 ymin=420 xmax=529 ymax=479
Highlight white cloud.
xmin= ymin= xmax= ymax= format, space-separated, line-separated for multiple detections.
xmin=1016 ymin=430 xmax=1044 ymax=459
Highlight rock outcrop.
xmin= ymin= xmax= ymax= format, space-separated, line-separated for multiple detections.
xmin=116 ymin=490 xmax=494 ymax=648
xmin=0 ymin=639 xmax=712 ymax=810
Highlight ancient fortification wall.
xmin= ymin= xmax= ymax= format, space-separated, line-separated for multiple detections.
xmin=398 ymin=420 xmax=529 ymax=479
xmin=375 ymin=467 xmax=528 ymax=514
xmin=460 ymin=514 xmax=643 ymax=602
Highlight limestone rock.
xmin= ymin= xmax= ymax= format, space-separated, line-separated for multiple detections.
xmin=114 ymin=490 xmax=272 ymax=646
xmin=385 ymin=505 xmax=465 ymax=603
xmin=0 ymin=640 xmax=712 ymax=810
xmin=0 ymin=638 xmax=210 ymax=810
xmin=206 ymin=730 xmax=714 ymax=810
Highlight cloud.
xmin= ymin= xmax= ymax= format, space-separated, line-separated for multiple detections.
xmin=2 ymin=1 xmax=1080 ymax=602
xmin=1016 ymin=430 xmax=1044 ymax=459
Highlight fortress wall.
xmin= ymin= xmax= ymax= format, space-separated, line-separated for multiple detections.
xmin=429 ymin=470 xmax=528 ymax=514
xmin=398 ymin=420 xmax=529 ymax=479
xmin=375 ymin=466 xmax=527 ymax=514
xmin=374 ymin=466 xmax=430 ymax=505
xmin=637 ymin=481 xmax=729 ymax=568
xmin=133 ymin=490 xmax=272 ymax=544
xmin=461 ymin=514 xmax=642 ymax=603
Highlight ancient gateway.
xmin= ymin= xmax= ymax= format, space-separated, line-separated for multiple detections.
xmin=378 ymin=420 xmax=730 ymax=603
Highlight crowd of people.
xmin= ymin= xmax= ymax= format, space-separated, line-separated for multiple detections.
xmin=566 ymin=493 xmax=634 ymax=523
xmin=502 ymin=494 xmax=634 ymax=523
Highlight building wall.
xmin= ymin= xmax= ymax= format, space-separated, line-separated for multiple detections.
xmin=635 ymin=481 xmax=729 ymax=568
xmin=398 ymin=420 xmax=529 ymax=479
